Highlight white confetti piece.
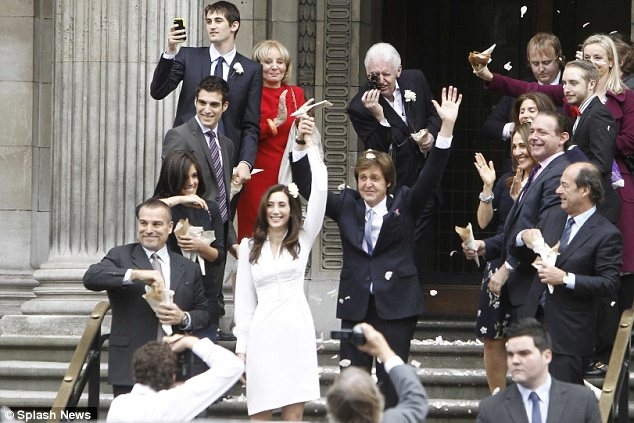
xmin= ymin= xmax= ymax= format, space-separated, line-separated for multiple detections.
xmin=583 ymin=22 xmax=590 ymax=28
xmin=429 ymin=289 xmax=438 ymax=296
xmin=410 ymin=359 xmax=422 ymax=368
xmin=504 ymin=61 xmax=513 ymax=71
xmin=339 ymin=359 xmax=351 ymax=367
xmin=520 ymin=5 xmax=527 ymax=18
xmin=385 ymin=271 xmax=393 ymax=280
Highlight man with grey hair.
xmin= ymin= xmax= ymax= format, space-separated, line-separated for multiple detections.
xmin=347 ymin=42 xmax=442 ymax=284
xmin=326 ymin=323 xmax=428 ymax=423
xmin=521 ymin=162 xmax=622 ymax=384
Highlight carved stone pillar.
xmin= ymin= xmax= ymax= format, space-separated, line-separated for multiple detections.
xmin=3 ymin=0 xmax=205 ymax=334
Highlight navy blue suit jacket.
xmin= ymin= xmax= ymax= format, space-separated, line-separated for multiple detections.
xmin=292 ymin=146 xmax=451 ymax=321
xmin=83 ymin=243 xmax=209 ymax=385
xmin=150 ymin=47 xmax=262 ymax=167
xmin=537 ymin=210 xmax=622 ymax=356
xmin=347 ymin=69 xmax=441 ymax=189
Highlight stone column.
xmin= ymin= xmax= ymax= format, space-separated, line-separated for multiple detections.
xmin=3 ymin=0 xmax=206 ymax=334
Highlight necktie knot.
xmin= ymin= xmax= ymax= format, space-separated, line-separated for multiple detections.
xmin=570 ymin=106 xmax=582 ymax=118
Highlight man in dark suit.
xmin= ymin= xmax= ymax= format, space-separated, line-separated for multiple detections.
xmin=481 ymin=32 xmax=564 ymax=143
xmin=326 ymin=323 xmax=428 ymax=423
xmin=477 ymin=318 xmax=601 ymax=423
xmin=163 ymin=76 xmax=237 ymax=339
xmin=347 ymin=42 xmax=441 ymax=190
xmin=521 ymin=162 xmax=622 ymax=384
xmin=560 ymin=60 xmax=619 ymax=222
xmin=150 ymin=1 xmax=262 ymax=184
xmin=83 ymin=199 xmax=209 ymax=396
xmin=294 ymin=86 xmax=460 ymax=407
xmin=466 ymin=111 xmax=571 ymax=321
xmin=347 ymin=42 xmax=441 ymax=281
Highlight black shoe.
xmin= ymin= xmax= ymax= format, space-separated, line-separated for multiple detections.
xmin=217 ymin=330 xmax=236 ymax=342
xmin=585 ymin=361 xmax=608 ymax=377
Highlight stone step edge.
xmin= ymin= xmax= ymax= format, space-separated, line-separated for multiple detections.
xmin=0 ymin=335 xmax=483 ymax=355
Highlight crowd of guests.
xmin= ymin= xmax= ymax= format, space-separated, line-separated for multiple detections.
xmin=79 ymin=1 xmax=634 ymax=422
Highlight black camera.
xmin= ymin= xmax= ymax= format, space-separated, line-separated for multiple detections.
xmin=175 ymin=350 xmax=192 ymax=381
xmin=367 ymin=71 xmax=381 ymax=90
xmin=331 ymin=327 xmax=366 ymax=345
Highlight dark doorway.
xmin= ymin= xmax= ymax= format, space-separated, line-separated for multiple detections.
xmin=376 ymin=0 xmax=631 ymax=316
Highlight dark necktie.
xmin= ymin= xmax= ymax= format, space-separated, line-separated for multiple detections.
xmin=519 ymin=164 xmax=541 ymax=201
xmin=559 ymin=217 xmax=575 ymax=253
xmin=150 ymin=253 xmax=167 ymax=340
xmin=529 ymin=391 xmax=542 ymax=423
xmin=205 ymin=131 xmax=228 ymax=222
xmin=364 ymin=209 xmax=375 ymax=255
xmin=214 ymin=56 xmax=225 ymax=79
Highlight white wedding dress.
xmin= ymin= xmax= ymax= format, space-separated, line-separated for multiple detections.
xmin=234 ymin=147 xmax=327 ymax=415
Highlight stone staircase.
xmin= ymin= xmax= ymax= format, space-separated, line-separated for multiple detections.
xmin=0 ymin=319 xmax=627 ymax=422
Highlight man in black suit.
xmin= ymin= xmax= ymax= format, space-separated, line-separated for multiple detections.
xmin=347 ymin=42 xmax=441 ymax=281
xmin=481 ymin=32 xmax=564 ymax=143
xmin=326 ymin=323 xmax=428 ymax=423
xmin=477 ymin=318 xmax=601 ymax=423
xmin=560 ymin=60 xmax=618 ymax=222
xmin=466 ymin=111 xmax=571 ymax=321
xmin=294 ymin=86 xmax=461 ymax=407
xmin=163 ymin=76 xmax=237 ymax=340
xmin=521 ymin=162 xmax=622 ymax=384
xmin=150 ymin=1 xmax=262 ymax=185
xmin=83 ymin=199 xmax=209 ymax=396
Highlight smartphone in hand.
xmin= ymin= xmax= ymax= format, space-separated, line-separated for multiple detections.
xmin=173 ymin=18 xmax=186 ymax=41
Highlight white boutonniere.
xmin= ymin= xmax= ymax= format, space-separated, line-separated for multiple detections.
xmin=287 ymin=182 xmax=299 ymax=199
xmin=404 ymin=89 xmax=416 ymax=102
xmin=233 ymin=62 xmax=244 ymax=75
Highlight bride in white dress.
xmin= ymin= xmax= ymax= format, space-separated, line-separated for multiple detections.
xmin=234 ymin=114 xmax=327 ymax=420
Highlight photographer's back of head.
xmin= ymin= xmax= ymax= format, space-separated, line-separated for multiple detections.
xmin=326 ymin=366 xmax=384 ymax=423
xmin=132 ymin=341 xmax=177 ymax=391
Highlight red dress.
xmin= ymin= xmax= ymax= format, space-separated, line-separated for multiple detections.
xmin=237 ymin=85 xmax=305 ymax=240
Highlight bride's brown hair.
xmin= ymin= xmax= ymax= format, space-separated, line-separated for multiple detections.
xmin=249 ymin=184 xmax=302 ymax=264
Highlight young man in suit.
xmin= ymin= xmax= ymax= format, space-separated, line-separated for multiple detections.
xmin=326 ymin=323 xmax=428 ymax=423
xmin=294 ymin=86 xmax=461 ymax=407
xmin=151 ymin=0 xmax=262 ymax=185
xmin=162 ymin=76 xmax=238 ymax=340
xmin=481 ymin=32 xmax=564 ymax=143
xmin=465 ymin=111 xmax=571 ymax=321
xmin=521 ymin=162 xmax=622 ymax=384
xmin=560 ymin=60 xmax=619 ymax=222
xmin=477 ymin=318 xmax=601 ymax=423
xmin=83 ymin=199 xmax=209 ymax=396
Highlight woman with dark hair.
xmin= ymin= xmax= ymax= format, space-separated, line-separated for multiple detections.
xmin=234 ymin=114 xmax=327 ymax=421
xmin=153 ymin=150 xmax=225 ymax=340
xmin=472 ymin=123 xmax=538 ymax=393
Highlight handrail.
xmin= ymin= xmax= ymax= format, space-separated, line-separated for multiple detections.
xmin=599 ymin=308 xmax=634 ymax=423
xmin=47 ymin=301 xmax=111 ymax=423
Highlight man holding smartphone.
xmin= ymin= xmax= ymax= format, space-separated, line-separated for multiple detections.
xmin=151 ymin=1 xmax=262 ymax=186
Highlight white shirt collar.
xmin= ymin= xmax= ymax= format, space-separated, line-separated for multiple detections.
xmin=195 ymin=115 xmax=218 ymax=136
xmin=209 ymin=44 xmax=237 ymax=66
xmin=365 ymin=196 xmax=388 ymax=216
xmin=569 ymin=205 xmax=596 ymax=228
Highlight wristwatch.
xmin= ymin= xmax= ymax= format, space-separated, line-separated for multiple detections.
xmin=180 ymin=313 xmax=191 ymax=328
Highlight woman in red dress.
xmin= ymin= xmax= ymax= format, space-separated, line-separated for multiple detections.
xmin=237 ymin=40 xmax=305 ymax=240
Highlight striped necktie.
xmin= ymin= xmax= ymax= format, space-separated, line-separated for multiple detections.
xmin=205 ymin=131 xmax=228 ymax=222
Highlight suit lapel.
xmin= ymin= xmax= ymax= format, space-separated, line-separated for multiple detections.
xmin=504 ymin=385 xmax=530 ymax=423
xmin=189 ymin=120 xmax=217 ymax=181
xmin=378 ymin=95 xmax=409 ymax=134
xmin=131 ymin=244 xmax=152 ymax=270
xmin=200 ymin=49 xmax=212 ymax=78
xmin=545 ymin=380 xmax=567 ymax=423
xmin=168 ymin=251 xmax=182 ymax=293
xmin=227 ymin=53 xmax=244 ymax=82
xmin=557 ymin=213 xmax=598 ymax=264
xmin=356 ymin=200 xmax=367 ymax=252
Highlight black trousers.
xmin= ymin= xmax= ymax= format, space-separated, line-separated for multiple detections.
xmin=340 ymin=295 xmax=418 ymax=409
